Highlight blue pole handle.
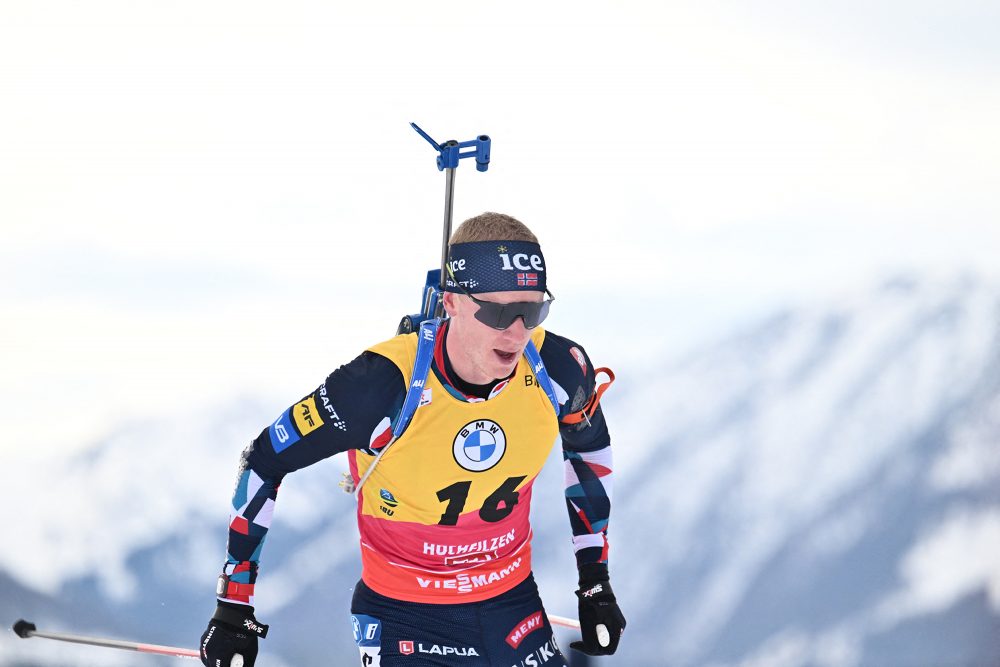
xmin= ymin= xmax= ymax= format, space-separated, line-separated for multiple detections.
xmin=411 ymin=122 xmax=490 ymax=172
xmin=475 ymin=135 xmax=491 ymax=172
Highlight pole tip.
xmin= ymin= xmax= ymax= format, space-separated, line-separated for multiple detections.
xmin=13 ymin=619 xmax=36 ymax=638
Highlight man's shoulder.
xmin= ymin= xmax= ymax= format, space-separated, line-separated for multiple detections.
xmin=536 ymin=329 xmax=598 ymax=415
xmin=366 ymin=332 xmax=418 ymax=375
xmin=537 ymin=329 xmax=593 ymax=379
xmin=328 ymin=347 xmax=407 ymax=393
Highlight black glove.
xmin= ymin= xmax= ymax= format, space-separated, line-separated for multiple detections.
xmin=569 ymin=564 xmax=626 ymax=656
xmin=200 ymin=601 xmax=268 ymax=667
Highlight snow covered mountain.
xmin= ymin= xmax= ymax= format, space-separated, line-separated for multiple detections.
xmin=2 ymin=274 xmax=999 ymax=667
xmin=587 ymin=274 xmax=1000 ymax=666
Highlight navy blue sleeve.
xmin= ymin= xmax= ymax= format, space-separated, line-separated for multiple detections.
xmin=246 ymin=351 xmax=406 ymax=477
xmin=219 ymin=350 xmax=405 ymax=607
xmin=538 ymin=330 xmax=612 ymax=452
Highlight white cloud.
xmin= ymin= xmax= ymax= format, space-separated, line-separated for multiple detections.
xmin=1 ymin=1 xmax=999 ymax=456
xmin=876 ymin=507 xmax=1000 ymax=624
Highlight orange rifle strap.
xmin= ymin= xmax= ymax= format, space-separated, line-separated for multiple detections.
xmin=559 ymin=367 xmax=615 ymax=426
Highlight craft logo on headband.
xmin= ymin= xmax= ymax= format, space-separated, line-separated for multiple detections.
xmin=445 ymin=240 xmax=547 ymax=294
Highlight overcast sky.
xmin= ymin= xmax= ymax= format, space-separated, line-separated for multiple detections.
xmin=2 ymin=1 xmax=998 ymax=457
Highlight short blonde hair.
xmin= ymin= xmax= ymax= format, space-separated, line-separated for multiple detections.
xmin=449 ymin=212 xmax=539 ymax=245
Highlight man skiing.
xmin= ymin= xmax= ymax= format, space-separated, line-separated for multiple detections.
xmin=199 ymin=212 xmax=625 ymax=666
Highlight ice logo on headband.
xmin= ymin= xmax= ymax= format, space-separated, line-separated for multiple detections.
xmin=496 ymin=245 xmax=545 ymax=272
xmin=446 ymin=241 xmax=547 ymax=294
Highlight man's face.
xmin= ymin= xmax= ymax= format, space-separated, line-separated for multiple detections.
xmin=443 ymin=289 xmax=545 ymax=385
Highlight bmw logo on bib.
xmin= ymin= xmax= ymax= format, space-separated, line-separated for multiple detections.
xmin=453 ymin=420 xmax=507 ymax=472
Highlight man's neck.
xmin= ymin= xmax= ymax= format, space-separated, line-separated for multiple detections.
xmin=441 ymin=323 xmax=499 ymax=399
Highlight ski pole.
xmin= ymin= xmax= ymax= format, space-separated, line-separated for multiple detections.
xmin=550 ymin=613 xmax=616 ymax=649
xmin=547 ymin=614 xmax=581 ymax=630
xmin=12 ymin=619 xmax=232 ymax=664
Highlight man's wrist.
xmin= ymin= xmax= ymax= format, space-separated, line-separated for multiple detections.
xmin=212 ymin=601 xmax=268 ymax=638
xmin=577 ymin=562 xmax=609 ymax=587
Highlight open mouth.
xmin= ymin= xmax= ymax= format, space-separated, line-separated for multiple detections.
xmin=494 ymin=349 xmax=517 ymax=364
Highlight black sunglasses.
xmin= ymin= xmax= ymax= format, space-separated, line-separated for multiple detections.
xmin=447 ymin=269 xmax=555 ymax=330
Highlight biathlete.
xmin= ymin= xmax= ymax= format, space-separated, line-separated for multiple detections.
xmin=199 ymin=212 xmax=626 ymax=666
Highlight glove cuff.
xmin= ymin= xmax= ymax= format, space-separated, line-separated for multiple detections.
xmin=577 ymin=562 xmax=609 ymax=587
xmin=212 ymin=602 xmax=269 ymax=639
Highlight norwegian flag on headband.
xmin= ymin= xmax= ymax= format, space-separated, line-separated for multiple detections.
xmin=517 ymin=273 xmax=538 ymax=287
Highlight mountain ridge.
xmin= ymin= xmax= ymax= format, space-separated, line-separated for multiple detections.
xmin=3 ymin=274 xmax=999 ymax=666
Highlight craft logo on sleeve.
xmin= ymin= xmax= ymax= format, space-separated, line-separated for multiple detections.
xmin=293 ymin=396 xmax=324 ymax=436
xmin=318 ymin=384 xmax=348 ymax=432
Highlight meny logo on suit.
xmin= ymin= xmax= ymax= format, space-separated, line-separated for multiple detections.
xmin=398 ymin=640 xmax=479 ymax=657
xmin=506 ymin=611 xmax=544 ymax=649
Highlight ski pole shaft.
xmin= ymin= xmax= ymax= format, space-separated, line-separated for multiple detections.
xmin=12 ymin=619 xmax=208 ymax=662
xmin=547 ymin=614 xmax=581 ymax=630
xmin=436 ymin=164 xmax=457 ymax=316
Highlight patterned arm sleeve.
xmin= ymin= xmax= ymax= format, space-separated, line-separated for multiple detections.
xmin=562 ymin=418 xmax=613 ymax=567
xmin=218 ymin=350 xmax=405 ymax=607
xmin=538 ymin=331 xmax=614 ymax=569
xmin=220 ymin=445 xmax=284 ymax=606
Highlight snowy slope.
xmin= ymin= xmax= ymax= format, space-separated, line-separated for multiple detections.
xmin=0 ymin=398 xmax=363 ymax=666
xmin=563 ymin=274 xmax=1000 ymax=666
xmin=3 ymin=274 xmax=999 ymax=666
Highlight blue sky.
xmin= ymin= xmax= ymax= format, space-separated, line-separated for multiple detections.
xmin=1 ymin=1 xmax=998 ymax=456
